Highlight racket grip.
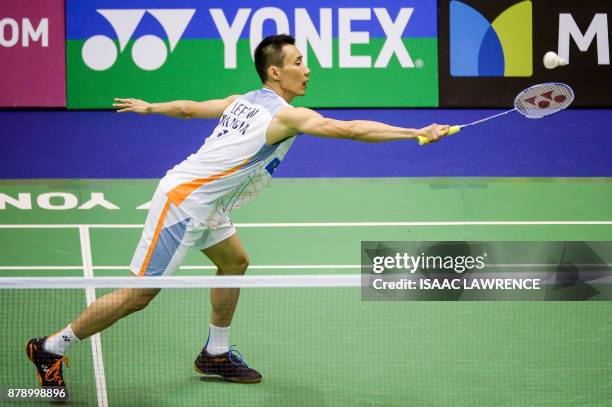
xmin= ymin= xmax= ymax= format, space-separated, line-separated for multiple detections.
xmin=418 ymin=125 xmax=461 ymax=145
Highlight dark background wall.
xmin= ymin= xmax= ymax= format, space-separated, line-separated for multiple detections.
xmin=1 ymin=108 xmax=610 ymax=178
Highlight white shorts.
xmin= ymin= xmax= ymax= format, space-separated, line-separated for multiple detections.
xmin=130 ymin=187 xmax=236 ymax=277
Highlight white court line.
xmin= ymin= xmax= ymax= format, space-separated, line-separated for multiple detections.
xmin=0 ymin=275 xmax=361 ymax=288
xmin=234 ymin=221 xmax=612 ymax=227
xmin=0 ymin=265 xmax=360 ymax=271
xmin=4 ymin=264 xmax=612 ymax=272
xmin=79 ymin=226 xmax=108 ymax=407
xmin=0 ymin=224 xmax=85 ymax=228
xmin=93 ymin=263 xmax=612 ymax=270
xmin=1 ymin=220 xmax=612 ymax=229
xmin=94 ymin=264 xmax=360 ymax=271
xmin=0 ymin=266 xmax=83 ymax=270
xmin=0 ymin=275 xmax=362 ymax=289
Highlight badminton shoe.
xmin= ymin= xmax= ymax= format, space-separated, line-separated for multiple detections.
xmin=194 ymin=346 xmax=262 ymax=383
xmin=26 ymin=337 xmax=69 ymax=402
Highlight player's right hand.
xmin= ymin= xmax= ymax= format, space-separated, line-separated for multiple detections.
xmin=113 ymin=98 xmax=153 ymax=114
xmin=418 ymin=123 xmax=450 ymax=143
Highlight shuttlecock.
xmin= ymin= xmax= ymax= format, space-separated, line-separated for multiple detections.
xmin=543 ymin=51 xmax=568 ymax=69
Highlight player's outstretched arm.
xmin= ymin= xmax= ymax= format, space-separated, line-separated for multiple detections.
xmin=272 ymin=107 xmax=449 ymax=144
xmin=112 ymin=95 xmax=240 ymax=119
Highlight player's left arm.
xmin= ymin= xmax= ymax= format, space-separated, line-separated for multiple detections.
xmin=113 ymin=95 xmax=239 ymax=119
xmin=273 ymin=107 xmax=449 ymax=144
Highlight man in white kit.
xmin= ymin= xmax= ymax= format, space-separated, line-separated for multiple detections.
xmin=26 ymin=34 xmax=449 ymax=398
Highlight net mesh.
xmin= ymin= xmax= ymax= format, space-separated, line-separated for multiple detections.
xmin=514 ymin=82 xmax=574 ymax=119
xmin=1 ymin=276 xmax=611 ymax=406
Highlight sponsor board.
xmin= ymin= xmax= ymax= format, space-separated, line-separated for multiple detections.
xmin=439 ymin=0 xmax=611 ymax=107
xmin=66 ymin=0 xmax=439 ymax=108
xmin=0 ymin=0 xmax=65 ymax=107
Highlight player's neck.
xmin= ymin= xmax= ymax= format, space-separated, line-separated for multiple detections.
xmin=262 ymin=83 xmax=294 ymax=103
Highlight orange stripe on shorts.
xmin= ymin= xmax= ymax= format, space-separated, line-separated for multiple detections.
xmin=138 ymin=199 xmax=172 ymax=277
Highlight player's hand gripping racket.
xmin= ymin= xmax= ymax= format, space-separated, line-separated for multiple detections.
xmin=418 ymin=82 xmax=575 ymax=145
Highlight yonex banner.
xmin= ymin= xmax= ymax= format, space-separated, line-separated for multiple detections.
xmin=66 ymin=0 xmax=439 ymax=109
xmin=439 ymin=0 xmax=612 ymax=107
xmin=0 ymin=0 xmax=66 ymax=107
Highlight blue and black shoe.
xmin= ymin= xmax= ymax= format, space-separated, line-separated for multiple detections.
xmin=194 ymin=346 xmax=262 ymax=384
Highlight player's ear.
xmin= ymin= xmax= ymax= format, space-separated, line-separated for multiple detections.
xmin=268 ymin=65 xmax=280 ymax=81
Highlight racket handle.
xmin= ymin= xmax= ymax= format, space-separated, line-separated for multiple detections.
xmin=418 ymin=125 xmax=461 ymax=145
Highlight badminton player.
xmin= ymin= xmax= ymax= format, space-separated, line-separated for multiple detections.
xmin=26 ymin=34 xmax=449 ymax=399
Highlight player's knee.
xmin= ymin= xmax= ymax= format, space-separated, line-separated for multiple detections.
xmin=218 ymin=257 xmax=249 ymax=275
xmin=123 ymin=289 xmax=160 ymax=314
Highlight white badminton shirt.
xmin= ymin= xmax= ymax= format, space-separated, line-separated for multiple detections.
xmin=159 ymin=88 xmax=295 ymax=227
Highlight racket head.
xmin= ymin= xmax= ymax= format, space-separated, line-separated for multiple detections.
xmin=514 ymin=82 xmax=574 ymax=119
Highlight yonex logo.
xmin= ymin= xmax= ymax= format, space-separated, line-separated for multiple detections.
xmin=450 ymin=0 xmax=532 ymax=77
xmin=82 ymin=9 xmax=195 ymax=71
xmin=522 ymin=90 xmax=567 ymax=109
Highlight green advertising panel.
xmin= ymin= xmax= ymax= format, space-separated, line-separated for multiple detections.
xmin=66 ymin=1 xmax=439 ymax=108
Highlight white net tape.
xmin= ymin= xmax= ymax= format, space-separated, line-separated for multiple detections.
xmin=0 ymin=275 xmax=361 ymax=289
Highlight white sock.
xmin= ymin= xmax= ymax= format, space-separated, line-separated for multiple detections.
xmin=43 ymin=324 xmax=80 ymax=356
xmin=205 ymin=324 xmax=230 ymax=355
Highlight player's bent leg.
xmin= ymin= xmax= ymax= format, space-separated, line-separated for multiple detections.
xmin=71 ymin=287 xmax=161 ymax=339
xmin=26 ymin=286 xmax=161 ymax=401
xmin=27 ymin=187 xmax=196 ymax=398
xmin=71 ymin=189 xmax=198 ymax=339
xmin=193 ymin=232 xmax=262 ymax=383
xmin=201 ymin=233 xmax=249 ymax=326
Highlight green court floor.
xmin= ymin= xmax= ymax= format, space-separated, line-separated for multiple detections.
xmin=1 ymin=178 xmax=612 ymax=406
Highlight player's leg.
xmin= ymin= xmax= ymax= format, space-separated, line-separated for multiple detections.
xmin=193 ymin=228 xmax=262 ymax=383
xmin=26 ymin=187 xmax=191 ymax=398
xmin=71 ymin=195 xmax=203 ymax=337
xmin=26 ymin=285 xmax=160 ymax=401
xmin=203 ymin=234 xmax=249 ymax=327
xmin=74 ymin=189 xmax=200 ymax=338
xmin=71 ymin=287 xmax=161 ymax=339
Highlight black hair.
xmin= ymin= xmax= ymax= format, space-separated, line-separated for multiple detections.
xmin=254 ymin=34 xmax=296 ymax=83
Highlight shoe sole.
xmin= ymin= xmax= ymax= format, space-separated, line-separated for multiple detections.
xmin=193 ymin=364 xmax=262 ymax=384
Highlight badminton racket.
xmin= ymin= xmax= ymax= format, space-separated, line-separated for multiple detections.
xmin=418 ymin=82 xmax=575 ymax=145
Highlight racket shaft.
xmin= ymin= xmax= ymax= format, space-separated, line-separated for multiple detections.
xmin=461 ymin=108 xmax=516 ymax=128
xmin=418 ymin=109 xmax=514 ymax=146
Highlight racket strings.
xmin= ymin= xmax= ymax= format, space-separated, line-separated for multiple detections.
xmin=514 ymin=83 xmax=574 ymax=119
